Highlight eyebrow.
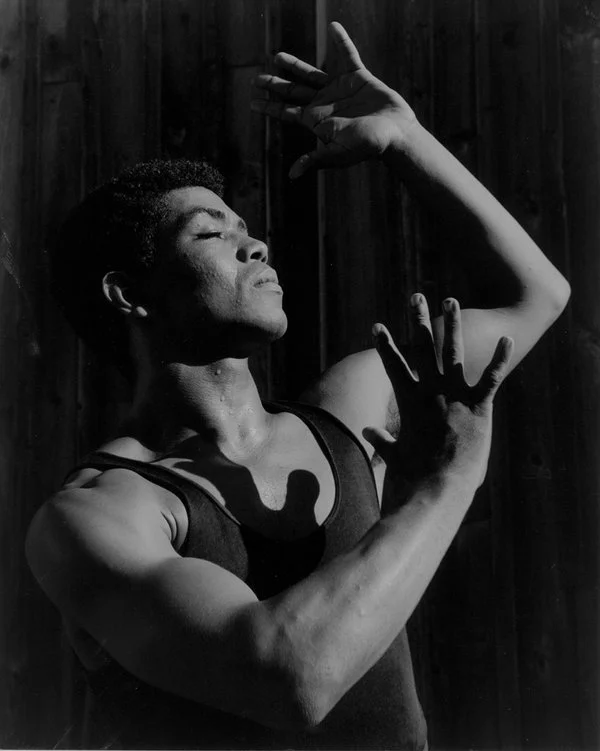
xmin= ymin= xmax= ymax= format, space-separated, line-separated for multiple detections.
xmin=177 ymin=206 xmax=248 ymax=234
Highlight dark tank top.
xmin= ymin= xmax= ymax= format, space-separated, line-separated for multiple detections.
xmin=72 ymin=401 xmax=427 ymax=750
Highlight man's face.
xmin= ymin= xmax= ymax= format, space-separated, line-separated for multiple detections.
xmin=144 ymin=186 xmax=287 ymax=361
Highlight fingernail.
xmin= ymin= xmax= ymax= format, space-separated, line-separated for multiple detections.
xmin=289 ymin=156 xmax=308 ymax=180
xmin=410 ymin=293 xmax=423 ymax=307
xmin=443 ymin=298 xmax=454 ymax=312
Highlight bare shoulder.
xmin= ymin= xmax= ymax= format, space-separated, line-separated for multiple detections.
xmin=300 ymin=348 xmax=395 ymax=456
xmin=26 ymin=467 xmax=185 ymax=613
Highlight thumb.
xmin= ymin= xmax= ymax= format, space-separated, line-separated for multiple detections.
xmin=362 ymin=426 xmax=395 ymax=461
xmin=289 ymin=151 xmax=320 ymax=179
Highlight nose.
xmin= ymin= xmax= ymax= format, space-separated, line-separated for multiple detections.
xmin=236 ymin=236 xmax=268 ymax=264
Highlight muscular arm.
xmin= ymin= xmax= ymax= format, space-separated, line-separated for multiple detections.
xmin=307 ymin=123 xmax=570 ymax=445
xmin=311 ymin=142 xmax=568 ymax=448
xmin=383 ymin=119 xmax=570 ymax=381
xmin=27 ymin=306 xmax=509 ymax=732
xmin=311 ymin=119 xmax=569 ymax=445
xmin=26 ymin=469 xmax=475 ymax=731
xmin=256 ymin=23 xmax=570 ymax=442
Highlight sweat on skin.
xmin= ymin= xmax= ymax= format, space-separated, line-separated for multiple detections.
xmin=25 ymin=20 xmax=569 ymax=749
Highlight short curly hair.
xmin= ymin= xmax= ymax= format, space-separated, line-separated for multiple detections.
xmin=50 ymin=159 xmax=225 ymax=374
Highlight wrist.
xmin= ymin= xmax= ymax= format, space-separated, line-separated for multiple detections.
xmin=414 ymin=469 xmax=479 ymax=498
xmin=384 ymin=467 xmax=480 ymax=516
xmin=380 ymin=112 xmax=424 ymax=163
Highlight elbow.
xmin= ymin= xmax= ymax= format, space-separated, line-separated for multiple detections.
xmin=244 ymin=610 xmax=342 ymax=732
xmin=547 ymin=273 xmax=571 ymax=320
xmin=254 ymin=643 xmax=342 ymax=731
xmin=233 ymin=663 xmax=337 ymax=733
xmin=521 ymin=270 xmax=571 ymax=328
xmin=276 ymin=664 xmax=340 ymax=731
xmin=291 ymin=656 xmax=345 ymax=730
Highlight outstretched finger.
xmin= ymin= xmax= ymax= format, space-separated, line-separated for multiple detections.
xmin=250 ymin=99 xmax=304 ymax=124
xmin=372 ymin=323 xmax=417 ymax=400
xmin=329 ymin=22 xmax=364 ymax=71
xmin=253 ymin=74 xmax=316 ymax=105
xmin=441 ymin=298 xmax=465 ymax=387
xmin=473 ymin=336 xmax=514 ymax=402
xmin=410 ymin=294 xmax=440 ymax=385
xmin=274 ymin=52 xmax=329 ymax=88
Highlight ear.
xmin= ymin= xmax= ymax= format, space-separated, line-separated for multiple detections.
xmin=102 ymin=271 xmax=149 ymax=319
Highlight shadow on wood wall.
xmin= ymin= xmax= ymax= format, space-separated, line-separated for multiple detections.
xmin=0 ymin=0 xmax=597 ymax=748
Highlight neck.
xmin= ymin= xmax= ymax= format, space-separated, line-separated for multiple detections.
xmin=123 ymin=358 xmax=271 ymax=457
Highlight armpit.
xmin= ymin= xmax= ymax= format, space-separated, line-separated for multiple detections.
xmin=385 ymin=392 xmax=401 ymax=439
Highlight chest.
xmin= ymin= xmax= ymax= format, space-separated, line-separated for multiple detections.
xmin=158 ymin=417 xmax=338 ymax=540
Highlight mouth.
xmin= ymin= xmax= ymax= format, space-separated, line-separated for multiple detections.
xmin=253 ymin=272 xmax=283 ymax=292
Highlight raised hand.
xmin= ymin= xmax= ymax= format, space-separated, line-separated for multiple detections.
xmin=364 ymin=295 xmax=513 ymax=513
xmin=251 ymin=22 xmax=416 ymax=178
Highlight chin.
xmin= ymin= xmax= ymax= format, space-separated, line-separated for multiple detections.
xmin=156 ymin=307 xmax=288 ymax=364
xmin=266 ymin=311 xmax=288 ymax=341
xmin=242 ymin=312 xmax=288 ymax=352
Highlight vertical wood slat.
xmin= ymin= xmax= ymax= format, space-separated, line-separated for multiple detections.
xmin=559 ymin=0 xmax=600 ymax=747
xmin=13 ymin=0 xmax=87 ymax=746
xmin=410 ymin=3 xmax=504 ymax=746
xmin=485 ymin=0 xmax=581 ymax=747
xmin=537 ymin=1 xmax=586 ymax=748
xmin=321 ymin=2 xmax=381 ymax=364
xmin=472 ymin=3 xmax=525 ymax=745
xmin=86 ymin=0 xmax=157 ymax=178
xmin=218 ymin=0 xmax=271 ymax=396
xmin=36 ymin=0 xmax=89 ymax=744
xmin=0 ymin=1 xmax=597 ymax=748
xmin=78 ymin=0 xmax=163 ymax=456
xmin=266 ymin=0 xmax=321 ymax=398
xmin=0 ymin=0 xmax=84 ymax=745
xmin=161 ymin=0 xmax=222 ymax=162
xmin=430 ymin=0 xmax=475 ymax=306
xmin=426 ymin=4 xmax=503 ymax=743
xmin=321 ymin=0 xmax=429 ymax=367
xmin=0 ymin=0 xmax=30 ymax=745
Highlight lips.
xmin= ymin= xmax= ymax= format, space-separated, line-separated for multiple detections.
xmin=253 ymin=271 xmax=280 ymax=287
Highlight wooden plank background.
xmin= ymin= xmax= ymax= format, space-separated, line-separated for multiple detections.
xmin=0 ymin=0 xmax=597 ymax=747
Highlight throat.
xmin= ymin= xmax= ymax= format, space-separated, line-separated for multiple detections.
xmin=126 ymin=359 xmax=269 ymax=454
xmin=157 ymin=411 xmax=338 ymax=540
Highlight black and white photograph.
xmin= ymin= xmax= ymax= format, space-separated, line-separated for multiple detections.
xmin=0 ymin=1 xmax=597 ymax=749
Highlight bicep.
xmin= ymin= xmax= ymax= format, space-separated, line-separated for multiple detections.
xmin=303 ymin=305 xmax=544 ymax=443
xmin=432 ymin=305 xmax=546 ymax=385
xmin=300 ymin=349 xmax=395 ymax=456
xmin=26 ymin=487 xmax=263 ymax=717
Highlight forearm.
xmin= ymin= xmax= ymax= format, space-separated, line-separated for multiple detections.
xmin=77 ymin=468 xmax=477 ymax=731
xmin=383 ymin=120 xmax=570 ymax=309
xmin=244 ymin=470 xmax=478 ymax=725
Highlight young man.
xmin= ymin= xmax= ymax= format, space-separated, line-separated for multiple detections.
xmin=26 ymin=23 xmax=569 ymax=750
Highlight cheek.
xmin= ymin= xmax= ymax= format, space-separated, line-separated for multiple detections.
xmin=192 ymin=264 xmax=240 ymax=308
xmin=146 ymin=251 xmax=241 ymax=323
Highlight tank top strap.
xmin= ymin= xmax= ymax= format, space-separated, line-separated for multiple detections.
xmin=65 ymin=451 xmax=221 ymax=555
xmin=266 ymin=399 xmax=378 ymax=496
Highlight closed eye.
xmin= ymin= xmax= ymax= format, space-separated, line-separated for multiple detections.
xmin=195 ymin=232 xmax=224 ymax=240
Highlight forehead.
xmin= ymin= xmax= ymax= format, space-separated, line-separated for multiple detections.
xmin=161 ymin=186 xmax=242 ymax=229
